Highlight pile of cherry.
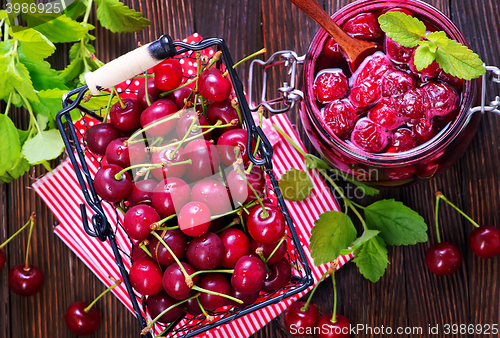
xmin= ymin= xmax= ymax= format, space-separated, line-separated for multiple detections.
xmin=313 ymin=8 xmax=462 ymax=154
xmin=84 ymin=57 xmax=293 ymax=330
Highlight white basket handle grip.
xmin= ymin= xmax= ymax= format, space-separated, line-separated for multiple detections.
xmin=84 ymin=35 xmax=177 ymax=95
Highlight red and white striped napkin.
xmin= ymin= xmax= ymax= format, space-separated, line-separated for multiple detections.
xmin=32 ymin=34 xmax=353 ymax=337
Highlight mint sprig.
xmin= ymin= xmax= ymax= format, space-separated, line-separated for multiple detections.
xmin=378 ymin=12 xmax=485 ymax=80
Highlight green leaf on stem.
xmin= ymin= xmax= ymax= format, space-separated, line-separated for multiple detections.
xmin=10 ymin=28 xmax=56 ymax=60
xmin=0 ymin=156 xmax=30 ymax=184
xmin=0 ymin=56 xmax=38 ymax=102
xmin=378 ymin=12 xmax=426 ymax=48
xmin=18 ymin=54 xmax=67 ymax=91
xmin=340 ymin=229 xmax=380 ymax=256
xmin=30 ymin=89 xmax=66 ymax=120
xmin=364 ymin=199 xmax=428 ymax=246
xmin=413 ymin=44 xmax=436 ymax=71
xmin=95 ymin=0 xmax=151 ymax=33
xmin=22 ymin=130 xmax=65 ymax=165
xmin=64 ymin=1 xmax=88 ymax=20
xmin=34 ymin=14 xmax=88 ymax=43
xmin=0 ymin=115 xmax=22 ymax=176
xmin=435 ymin=38 xmax=485 ymax=80
xmin=353 ymin=235 xmax=389 ymax=283
xmin=310 ymin=211 xmax=357 ymax=266
xmin=278 ymin=168 xmax=313 ymax=201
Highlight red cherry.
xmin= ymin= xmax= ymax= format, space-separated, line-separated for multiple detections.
xmin=390 ymin=128 xmax=418 ymax=152
xmin=385 ymin=7 xmax=414 ymax=16
xmin=217 ymin=128 xmax=255 ymax=166
xmin=127 ymin=179 xmax=158 ymax=207
xmin=178 ymin=201 xmax=212 ymax=237
xmin=150 ymin=146 xmax=188 ymax=180
xmin=149 ymin=229 xmax=188 ymax=266
xmin=85 ymin=123 xmax=121 ymax=156
xmin=137 ymin=77 xmax=162 ymax=108
xmin=385 ymin=37 xmax=415 ymax=63
xmin=322 ymin=38 xmax=344 ymax=61
xmin=425 ymin=242 xmax=462 ymax=275
xmin=219 ymin=228 xmax=251 ymax=268
xmin=228 ymin=288 xmax=259 ymax=307
xmin=284 ymin=301 xmax=319 ymax=336
xmin=183 ymin=139 xmax=221 ymax=182
xmin=64 ymin=302 xmax=101 ymax=336
xmin=381 ymin=70 xmax=414 ymax=97
xmin=413 ymin=118 xmax=437 ymax=143
xmin=424 ymin=82 xmax=459 ymax=118
xmin=322 ymin=100 xmax=358 ymax=139
xmin=198 ymin=273 xmax=231 ymax=310
xmin=247 ymin=204 xmax=286 ymax=244
xmin=438 ymin=71 xmax=464 ymax=92
xmin=191 ymin=178 xmax=232 ymax=215
xmin=231 ymin=255 xmax=267 ymax=293
xmin=152 ymin=178 xmax=191 ymax=218
xmin=109 ymin=98 xmax=143 ymax=132
xmin=226 ymin=165 xmax=266 ymax=205
xmin=140 ymin=99 xmax=179 ymax=136
xmin=105 ymin=137 xmax=146 ymax=169
xmin=316 ymin=314 xmax=351 ymax=338
xmin=350 ymin=118 xmax=391 ymax=153
xmin=469 ymin=225 xmax=500 ymax=258
xmin=396 ymin=88 xmax=428 ymax=121
xmin=198 ymin=68 xmax=232 ymax=102
xmin=176 ymin=111 xmax=211 ymax=140
xmin=123 ymin=204 xmax=160 ymax=241
xmin=146 ymin=290 xmax=184 ymax=323
xmin=186 ymin=232 xmax=224 ymax=270
xmin=185 ymin=297 xmax=203 ymax=316
xmin=250 ymin=239 xmax=287 ymax=265
xmin=0 ymin=249 xmax=6 ymax=270
xmin=313 ymin=70 xmax=349 ymax=104
xmin=349 ymin=81 xmax=381 ymax=108
xmin=131 ymin=243 xmax=150 ymax=264
xmin=93 ymin=164 xmax=132 ymax=203
xmin=166 ymin=86 xmax=192 ymax=110
xmin=354 ymin=53 xmax=391 ymax=85
xmin=153 ymin=59 xmax=183 ymax=92
xmin=410 ymin=54 xmax=441 ymax=79
xmin=261 ymin=257 xmax=291 ymax=292
xmin=8 ymin=264 xmax=44 ymax=296
xmin=206 ymin=99 xmax=241 ymax=134
xmin=343 ymin=12 xmax=381 ymax=41
xmin=367 ymin=102 xmax=404 ymax=130
xmin=162 ymin=262 xmax=199 ymax=300
xmin=129 ymin=257 xmax=163 ymax=295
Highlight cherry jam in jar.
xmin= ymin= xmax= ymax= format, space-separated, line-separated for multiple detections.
xmin=300 ymin=0 xmax=480 ymax=185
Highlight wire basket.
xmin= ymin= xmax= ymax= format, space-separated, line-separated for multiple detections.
xmin=55 ymin=35 xmax=314 ymax=337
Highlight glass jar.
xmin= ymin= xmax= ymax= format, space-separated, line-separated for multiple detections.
xmin=300 ymin=0 xmax=486 ymax=186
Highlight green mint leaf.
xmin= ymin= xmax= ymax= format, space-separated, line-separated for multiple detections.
xmin=0 ymin=156 xmax=30 ymax=184
xmin=0 ymin=55 xmax=38 ymax=102
xmin=413 ymin=44 xmax=436 ymax=71
xmin=64 ymin=1 xmax=88 ymax=20
xmin=22 ymin=130 xmax=65 ymax=165
xmin=10 ymin=28 xmax=56 ymax=60
xmin=0 ymin=10 xmax=8 ymax=20
xmin=353 ymin=236 xmax=389 ymax=283
xmin=340 ymin=229 xmax=380 ymax=256
xmin=435 ymin=38 xmax=486 ymax=80
xmin=278 ymin=168 xmax=313 ymax=201
xmin=34 ymin=14 xmax=88 ymax=43
xmin=364 ymin=199 xmax=428 ymax=246
xmin=95 ymin=0 xmax=151 ymax=33
xmin=80 ymin=93 xmax=119 ymax=112
xmin=60 ymin=58 xmax=84 ymax=84
xmin=378 ymin=12 xmax=426 ymax=48
xmin=19 ymin=56 xmax=67 ymax=91
xmin=0 ymin=115 xmax=22 ymax=176
xmin=426 ymin=31 xmax=449 ymax=46
xmin=30 ymin=89 xmax=66 ymax=120
xmin=69 ymin=40 xmax=95 ymax=61
xmin=310 ymin=211 xmax=357 ymax=266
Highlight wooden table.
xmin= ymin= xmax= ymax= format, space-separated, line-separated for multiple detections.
xmin=1 ymin=0 xmax=499 ymax=337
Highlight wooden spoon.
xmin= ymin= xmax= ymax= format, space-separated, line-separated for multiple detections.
xmin=289 ymin=0 xmax=377 ymax=69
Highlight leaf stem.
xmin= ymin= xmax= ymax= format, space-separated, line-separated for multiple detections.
xmin=300 ymin=268 xmax=331 ymax=312
xmin=84 ymin=279 xmax=122 ymax=313
xmin=83 ymin=0 xmax=93 ymax=24
xmin=330 ymin=260 xmax=338 ymax=324
xmin=4 ymin=92 xmax=12 ymax=116
xmin=436 ymin=191 xmax=480 ymax=228
xmin=24 ymin=213 xmax=36 ymax=270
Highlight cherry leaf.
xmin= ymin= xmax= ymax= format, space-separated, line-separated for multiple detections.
xmin=278 ymin=168 xmax=313 ymax=201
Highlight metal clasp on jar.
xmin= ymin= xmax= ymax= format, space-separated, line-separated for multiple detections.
xmin=248 ymin=51 xmax=305 ymax=114
xmin=470 ymin=65 xmax=500 ymax=116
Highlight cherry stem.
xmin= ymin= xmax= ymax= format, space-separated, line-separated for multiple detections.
xmin=272 ymin=123 xmax=309 ymax=159
xmin=127 ymin=110 xmax=185 ymax=145
xmin=24 ymin=213 xmax=36 ymax=270
xmin=150 ymin=231 xmax=189 ymax=278
xmin=236 ymin=168 xmax=268 ymax=218
xmin=113 ymin=87 xmax=126 ymax=109
xmin=301 ymin=268 xmax=332 ymax=312
xmin=170 ymin=114 xmax=199 ymax=158
xmin=144 ymin=73 xmax=152 ymax=107
xmin=196 ymin=297 xmax=212 ymax=320
xmin=210 ymin=200 xmax=257 ymax=220
xmin=114 ymin=163 xmax=161 ymax=180
xmin=434 ymin=193 xmax=442 ymax=243
xmin=150 ymin=214 xmax=177 ymax=230
xmin=330 ymin=260 xmax=339 ymax=324
xmin=84 ymin=279 xmax=122 ymax=313
xmin=191 ymin=285 xmax=243 ymax=304
xmin=156 ymin=225 xmax=179 ymax=231
xmin=231 ymin=99 xmax=243 ymax=131
xmin=189 ymin=269 xmax=234 ymax=279
xmin=214 ymin=219 xmax=240 ymax=234
xmin=436 ymin=191 xmax=480 ymax=228
xmin=246 ymin=106 xmax=264 ymax=174
xmin=139 ymin=243 xmax=152 ymax=258
xmin=238 ymin=212 xmax=247 ymax=234
xmin=141 ymin=293 xmax=200 ymax=334
xmin=102 ymin=90 xmax=116 ymax=122
xmin=231 ymin=48 xmax=266 ymax=70
xmin=154 ymin=320 xmax=176 ymax=338
xmin=0 ymin=218 xmax=31 ymax=249
xmin=265 ymin=236 xmax=286 ymax=264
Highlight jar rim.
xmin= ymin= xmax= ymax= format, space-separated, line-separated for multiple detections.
xmin=302 ymin=0 xmax=476 ymax=164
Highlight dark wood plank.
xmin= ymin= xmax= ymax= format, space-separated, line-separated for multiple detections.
xmin=0 ymin=183 xmax=11 ymax=338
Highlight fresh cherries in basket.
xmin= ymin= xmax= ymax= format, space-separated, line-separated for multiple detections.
xmin=83 ymin=52 xmax=296 ymax=332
